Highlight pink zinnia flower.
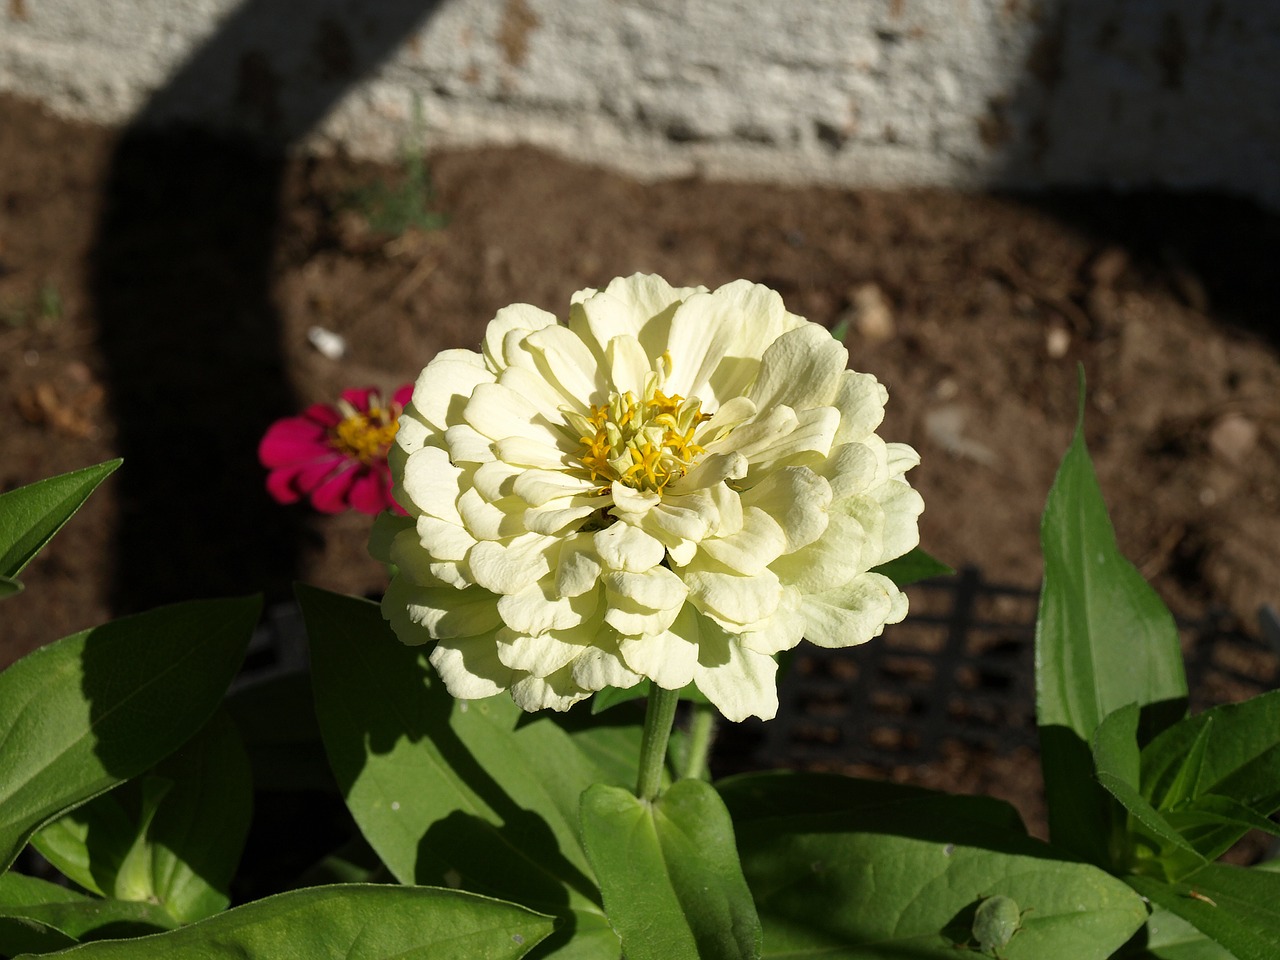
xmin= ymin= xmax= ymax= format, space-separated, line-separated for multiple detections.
xmin=259 ymin=385 xmax=412 ymax=515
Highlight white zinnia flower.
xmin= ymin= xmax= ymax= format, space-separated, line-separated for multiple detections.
xmin=373 ymin=274 xmax=922 ymax=721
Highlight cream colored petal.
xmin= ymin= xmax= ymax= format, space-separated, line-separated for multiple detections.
xmin=740 ymin=466 xmax=832 ymax=553
xmin=768 ymin=510 xmax=867 ymax=594
xmin=815 ymin=441 xmax=883 ymax=501
xmin=464 ymin=382 xmax=562 ymax=445
xmin=553 ymin=538 xmax=601 ymax=602
xmin=402 ymin=446 xmax=464 ymax=521
xmin=741 ymin=406 xmax=840 ymax=477
xmin=481 ymin=303 xmax=558 ymax=373
xmin=413 ymin=515 xmax=476 ymax=564
xmin=640 ymin=494 xmax=717 ymax=544
xmin=666 ymin=280 xmax=789 ymax=403
xmin=468 ymin=532 xmax=554 ymax=595
xmin=683 ymin=564 xmax=782 ymax=627
xmin=593 ymin=520 xmax=666 ymax=572
xmin=606 ymin=334 xmax=652 ymax=397
xmin=471 ymin=459 xmax=522 ymax=501
xmin=430 ymin=634 xmax=515 ymax=700
xmin=832 ymin=370 xmax=888 ymax=444
xmin=381 ymin=580 xmax=432 ymax=647
xmin=667 ymin=539 xmax=698 ymax=567
xmin=571 ymin=274 xmax=691 ymax=359
xmin=673 ymin=451 xmax=747 ymax=492
xmin=414 ymin=350 xmax=494 ymax=432
xmin=800 ymin=572 xmax=906 ymax=649
xmin=497 ymin=628 xmax=584 ymax=675
xmin=697 ymin=395 xmax=757 ymax=439
xmin=510 ymin=671 xmax=592 ymax=713
xmin=497 ymin=580 xmax=592 ymax=634
xmin=458 ymin=487 xmax=527 ymax=541
xmin=513 ymin=469 xmax=596 ymax=506
xmin=444 ymin=424 xmax=496 ymax=463
xmin=523 ymin=324 xmax=605 ymax=412
xmin=395 ymin=404 xmax=433 ymax=458
xmin=493 ymin=436 xmax=576 ymax=469
xmin=692 ymin=627 xmax=779 ymax=722
xmin=524 ymin=498 xmax=601 ymax=536
xmin=617 ymin=604 xmax=701 ymax=689
xmin=602 ymin=565 xmax=688 ymax=613
xmin=572 ymin=645 xmax=644 ymax=693
xmin=608 ymin=482 xmax=661 ymax=523
xmin=388 ymin=577 xmax=504 ymax=640
xmin=870 ymin=480 xmax=924 ymax=564
xmin=886 ymin=442 xmax=921 ymax=478
xmin=708 ymin=405 xmax=798 ymax=461
xmin=497 ymin=362 xmax=582 ymax=425
xmin=736 ymin=587 xmax=807 ymax=656
xmin=747 ymin=323 xmax=847 ymax=412
xmin=699 ymin=506 xmax=788 ymax=576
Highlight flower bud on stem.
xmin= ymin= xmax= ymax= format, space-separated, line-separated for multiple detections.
xmin=635 ymin=685 xmax=681 ymax=801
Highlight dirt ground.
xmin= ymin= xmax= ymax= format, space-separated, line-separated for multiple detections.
xmin=3 ymin=93 xmax=1279 ymax=837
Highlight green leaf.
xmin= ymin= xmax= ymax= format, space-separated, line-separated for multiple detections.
xmin=0 ymin=597 xmax=259 ymax=874
xmin=10 ymin=884 xmax=554 ymax=959
xmin=870 ymin=546 xmax=954 ymax=587
xmin=1036 ymin=377 xmax=1187 ymax=864
xmin=33 ymin=709 xmax=253 ymax=923
xmin=580 ymin=780 xmax=761 ymax=960
xmin=0 ymin=873 xmax=175 ymax=956
xmin=300 ymin=586 xmax=616 ymax=957
xmin=0 ymin=574 xmax=23 ymax=599
xmin=719 ymin=771 xmax=1148 ymax=959
xmin=1092 ymin=704 xmax=1203 ymax=875
xmin=1122 ymin=906 xmax=1238 ymax=960
xmin=0 ymin=460 xmax=120 ymax=580
xmin=1141 ymin=690 xmax=1280 ymax=860
xmin=1127 ymin=864 xmax=1280 ymax=960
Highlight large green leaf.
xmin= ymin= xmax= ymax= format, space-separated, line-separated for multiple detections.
xmin=0 ymin=460 xmax=120 ymax=582
xmin=1120 ymin=906 xmax=1238 ymax=960
xmin=1036 ymin=383 xmax=1187 ymax=864
xmin=720 ymin=772 xmax=1148 ymax=959
xmin=1140 ymin=690 xmax=1280 ymax=860
xmin=1092 ymin=704 xmax=1203 ymax=876
xmin=225 ymin=671 xmax=333 ymax=792
xmin=0 ymin=873 xmax=174 ymax=956
xmin=580 ymin=779 xmax=761 ymax=960
xmin=0 ymin=597 xmax=259 ymax=873
xmin=1127 ymin=864 xmax=1280 ymax=960
xmin=33 ymin=709 xmax=253 ymax=923
xmin=10 ymin=884 xmax=554 ymax=959
xmin=299 ymin=586 xmax=617 ymax=958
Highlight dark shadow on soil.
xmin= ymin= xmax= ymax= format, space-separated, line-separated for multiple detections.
xmin=92 ymin=1 xmax=444 ymax=612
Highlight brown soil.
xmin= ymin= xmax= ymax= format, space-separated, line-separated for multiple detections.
xmin=3 ymin=93 xmax=1279 ymax=836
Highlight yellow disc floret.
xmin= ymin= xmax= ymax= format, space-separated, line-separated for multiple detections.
xmin=565 ymin=352 xmax=711 ymax=493
xmin=330 ymin=396 xmax=400 ymax=464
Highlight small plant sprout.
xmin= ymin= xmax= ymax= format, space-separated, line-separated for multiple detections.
xmin=956 ymin=895 xmax=1031 ymax=958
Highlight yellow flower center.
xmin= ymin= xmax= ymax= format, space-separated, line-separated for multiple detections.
xmin=330 ymin=397 xmax=400 ymax=464
xmin=565 ymin=352 xmax=711 ymax=494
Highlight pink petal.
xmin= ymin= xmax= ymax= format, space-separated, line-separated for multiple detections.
xmin=347 ymin=467 xmax=391 ymax=515
xmin=310 ymin=462 xmax=359 ymax=513
xmin=302 ymin=403 xmax=343 ymax=427
xmin=259 ymin=417 xmax=331 ymax=467
xmin=339 ymin=388 xmax=377 ymax=411
xmin=392 ymin=384 xmax=414 ymax=407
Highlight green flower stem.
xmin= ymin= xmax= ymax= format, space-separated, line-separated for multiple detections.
xmin=635 ymin=685 xmax=681 ymax=801
xmin=682 ymin=703 xmax=717 ymax=781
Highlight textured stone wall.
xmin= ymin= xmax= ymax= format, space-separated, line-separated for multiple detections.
xmin=1 ymin=0 xmax=1276 ymax=204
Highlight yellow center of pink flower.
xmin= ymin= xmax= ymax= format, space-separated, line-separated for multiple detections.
xmin=330 ymin=399 xmax=399 ymax=464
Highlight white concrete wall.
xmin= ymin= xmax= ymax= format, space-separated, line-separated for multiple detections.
xmin=2 ymin=0 xmax=1276 ymax=204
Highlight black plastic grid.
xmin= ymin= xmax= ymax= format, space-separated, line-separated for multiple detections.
xmin=734 ymin=567 xmax=1280 ymax=773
